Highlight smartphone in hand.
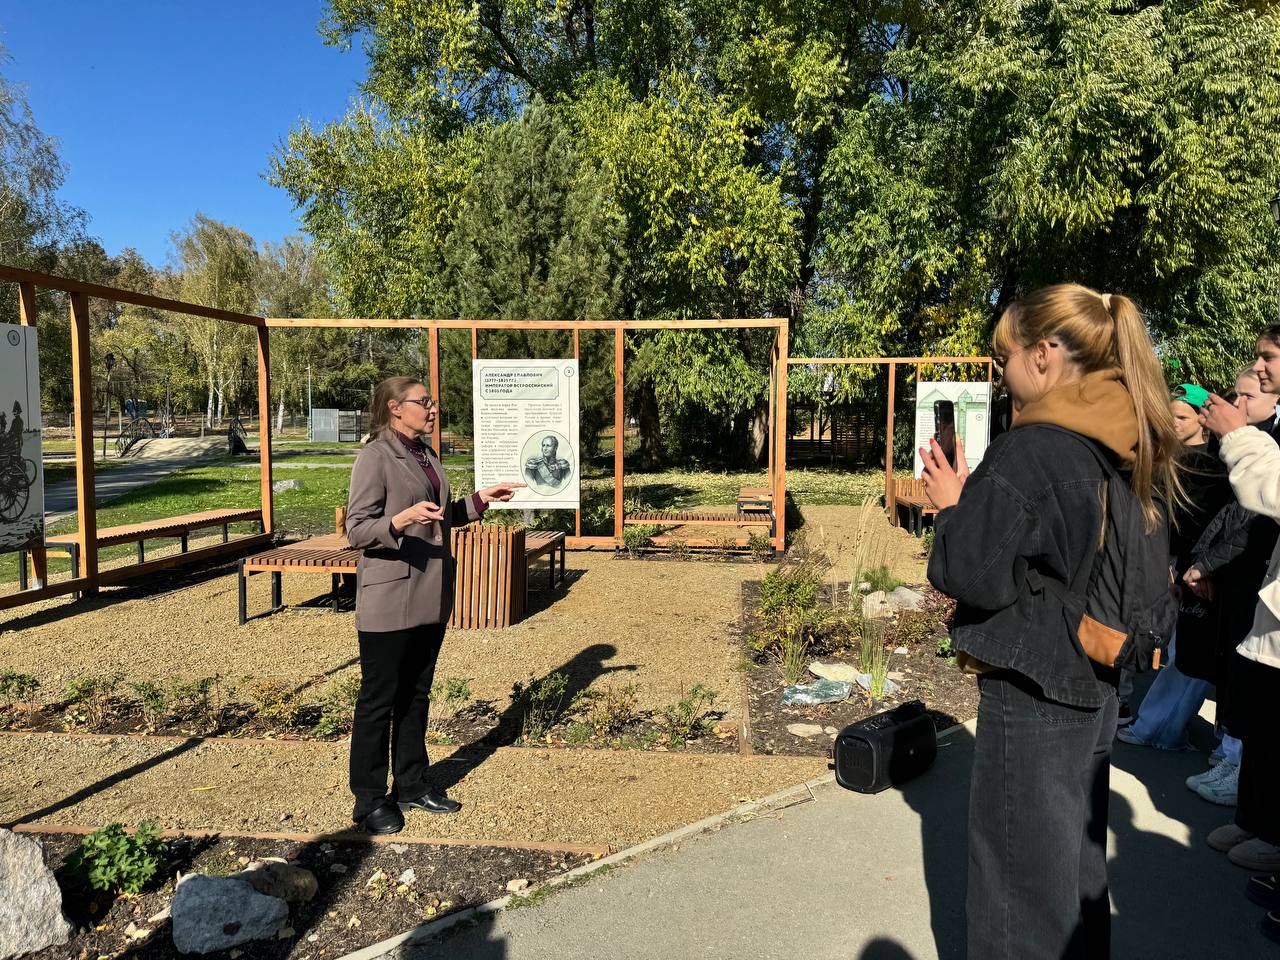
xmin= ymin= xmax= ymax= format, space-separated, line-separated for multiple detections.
xmin=934 ymin=400 xmax=957 ymax=469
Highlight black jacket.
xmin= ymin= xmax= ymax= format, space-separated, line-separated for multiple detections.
xmin=1169 ymin=445 xmax=1233 ymax=574
xmin=928 ymin=424 xmax=1118 ymax=708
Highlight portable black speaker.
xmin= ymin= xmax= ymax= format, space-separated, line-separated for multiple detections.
xmin=832 ymin=700 xmax=938 ymax=794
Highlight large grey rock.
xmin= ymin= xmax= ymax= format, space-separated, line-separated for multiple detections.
xmin=809 ymin=661 xmax=860 ymax=684
xmin=887 ymin=586 xmax=927 ymax=612
xmin=171 ymin=874 xmax=289 ymax=955
xmin=861 ymin=590 xmax=894 ymax=619
xmin=0 ymin=829 xmax=72 ymax=959
xmin=230 ymin=862 xmax=318 ymax=905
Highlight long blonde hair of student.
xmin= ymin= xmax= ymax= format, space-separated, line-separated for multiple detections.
xmin=994 ymin=283 xmax=1182 ymax=529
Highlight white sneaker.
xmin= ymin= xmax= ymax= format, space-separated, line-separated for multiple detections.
xmin=1196 ymin=762 xmax=1240 ymax=806
xmin=1187 ymin=762 xmax=1234 ymax=791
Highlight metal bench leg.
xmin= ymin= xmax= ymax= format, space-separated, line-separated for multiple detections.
xmin=332 ymin=573 xmax=341 ymax=612
xmin=18 ymin=550 xmax=27 ymax=592
xmin=69 ymin=544 xmax=80 ymax=600
xmin=223 ymin=524 xmax=230 ymax=544
xmin=238 ymin=561 xmax=248 ymax=626
xmin=559 ymin=544 xmax=565 ymax=583
xmin=271 ymin=572 xmax=282 ymax=610
xmin=137 ymin=540 xmax=145 ymax=563
xmin=549 ymin=554 xmax=555 ymax=590
xmin=180 ymin=533 xmax=189 ymax=553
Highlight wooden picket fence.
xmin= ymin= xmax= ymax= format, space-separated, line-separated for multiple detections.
xmin=449 ymin=524 xmax=527 ymax=629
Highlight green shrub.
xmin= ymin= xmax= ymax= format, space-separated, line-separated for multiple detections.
xmin=250 ymin=679 xmax=300 ymax=729
xmin=667 ymin=537 xmax=690 ymax=561
xmin=780 ymin=623 xmax=809 ymax=686
xmin=314 ymin=675 xmax=361 ymax=737
xmin=658 ymin=684 xmax=719 ymax=746
xmin=864 ymin=564 xmax=901 ymax=593
xmin=621 ymin=524 xmax=659 ymax=558
xmin=747 ymin=531 xmax=774 ymax=562
xmin=937 ymin=633 xmax=953 ymax=659
xmin=170 ymin=675 xmax=225 ymax=733
xmin=579 ymin=682 xmax=639 ymax=737
xmin=64 ymin=673 xmax=124 ymax=729
xmin=564 ymin=721 xmax=594 ymax=745
xmin=429 ymin=676 xmax=473 ymax=724
xmin=512 ymin=672 xmax=571 ymax=741
xmin=0 ymin=671 xmax=40 ymax=723
xmin=868 ymin=639 xmax=889 ymax=698
xmin=130 ymin=681 xmax=169 ymax=732
xmin=920 ymin=526 xmax=936 ymax=556
xmin=65 ymin=822 xmax=167 ymax=896
xmin=890 ymin=611 xmax=936 ymax=648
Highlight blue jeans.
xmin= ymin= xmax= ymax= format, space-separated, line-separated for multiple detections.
xmin=968 ymin=670 xmax=1118 ymax=960
xmin=1128 ymin=635 xmax=1208 ymax=750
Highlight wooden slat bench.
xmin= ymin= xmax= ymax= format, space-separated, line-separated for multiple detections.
xmin=893 ymin=478 xmax=937 ymax=536
xmin=625 ymin=510 xmax=773 ymax=527
xmin=736 ymin=487 xmax=773 ymax=515
xmin=238 ymin=526 xmax=568 ymax=628
xmin=40 ymin=508 xmax=264 ymax=565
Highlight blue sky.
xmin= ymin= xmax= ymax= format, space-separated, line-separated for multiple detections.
xmin=1 ymin=2 xmax=367 ymax=266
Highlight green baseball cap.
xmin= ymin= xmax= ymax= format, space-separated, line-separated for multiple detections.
xmin=1173 ymin=383 xmax=1209 ymax=409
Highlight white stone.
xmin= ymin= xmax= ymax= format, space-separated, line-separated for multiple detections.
xmin=894 ymin=646 xmax=909 ymax=655
xmin=388 ymin=843 xmax=409 ymax=855
xmin=0 ymin=828 xmax=73 ymax=959
xmin=506 ymin=879 xmax=530 ymax=893
xmin=824 ymin=726 xmax=838 ymax=735
xmin=786 ymin=723 xmax=824 ymax=738
xmin=809 ymin=661 xmax=861 ymax=684
xmin=171 ymin=874 xmax=289 ymax=955
xmin=862 ymin=591 xmax=894 ymax=619
xmin=887 ymin=586 xmax=927 ymax=612
xmin=398 ymin=868 xmax=417 ymax=886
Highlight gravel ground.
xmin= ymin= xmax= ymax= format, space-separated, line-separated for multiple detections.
xmin=0 ymin=733 xmax=823 ymax=848
xmin=797 ymin=504 xmax=928 ymax=584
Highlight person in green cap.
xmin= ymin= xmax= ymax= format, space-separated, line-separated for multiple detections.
xmin=1171 ymin=382 xmax=1210 ymax=446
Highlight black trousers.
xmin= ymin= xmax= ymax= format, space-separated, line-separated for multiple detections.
xmin=350 ymin=623 xmax=447 ymax=820
xmin=968 ymin=670 xmax=1118 ymax=960
xmin=1232 ymin=653 xmax=1280 ymax=846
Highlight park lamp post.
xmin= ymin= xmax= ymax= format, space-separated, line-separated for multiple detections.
xmin=102 ymin=352 xmax=115 ymax=459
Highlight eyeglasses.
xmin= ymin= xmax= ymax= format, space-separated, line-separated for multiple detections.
xmin=398 ymin=398 xmax=438 ymax=412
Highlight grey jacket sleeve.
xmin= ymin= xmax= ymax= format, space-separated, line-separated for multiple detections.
xmin=345 ymin=447 xmax=403 ymax=550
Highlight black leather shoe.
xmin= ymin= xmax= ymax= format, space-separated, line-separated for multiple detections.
xmin=399 ymin=790 xmax=462 ymax=815
xmin=357 ymin=801 xmax=405 ymax=835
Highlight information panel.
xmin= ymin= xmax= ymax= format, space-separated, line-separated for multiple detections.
xmin=473 ymin=359 xmax=580 ymax=509
xmin=0 ymin=323 xmax=43 ymax=554
xmin=912 ymin=381 xmax=991 ymax=478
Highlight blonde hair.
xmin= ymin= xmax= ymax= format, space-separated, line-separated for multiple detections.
xmin=994 ymin=284 xmax=1181 ymax=529
xmin=368 ymin=376 xmax=424 ymax=441
xmin=1236 ymin=363 xmax=1261 ymax=384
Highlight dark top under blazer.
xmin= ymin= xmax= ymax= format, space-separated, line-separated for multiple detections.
xmin=345 ymin=432 xmax=484 ymax=632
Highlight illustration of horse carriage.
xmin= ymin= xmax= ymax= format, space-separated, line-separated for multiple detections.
xmin=0 ymin=445 xmax=37 ymax=523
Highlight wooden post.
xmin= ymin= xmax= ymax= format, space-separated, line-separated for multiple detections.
xmin=256 ymin=325 xmax=274 ymax=535
xmin=428 ymin=326 xmax=442 ymax=453
xmin=471 ymin=327 xmax=478 ymax=360
xmin=767 ymin=342 xmax=776 ymax=479
xmin=574 ymin=327 xmax=582 ymax=539
xmin=69 ymin=292 xmax=98 ymax=588
xmin=885 ymin=361 xmax=897 ymax=523
xmin=17 ymin=282 xmax=47 ymax=589
xmin=773 ymin=322 xmax=788 ymax=550
xmin=614 ymin=326 xmax=624 ymax=543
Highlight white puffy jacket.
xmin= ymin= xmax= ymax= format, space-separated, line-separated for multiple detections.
xmin=1219 ymin=425 xmax=1280 ymax=669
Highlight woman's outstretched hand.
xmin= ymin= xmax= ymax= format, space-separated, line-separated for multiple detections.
xmin=478 ymin=482 xmax=526 ymax=504
xmin=919 ymin=436 xmax=969 ymax=510
xmin=1200 ymin=393 xmax=1248 ymax=437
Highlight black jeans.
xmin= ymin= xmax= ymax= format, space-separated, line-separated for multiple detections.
xmin=1232 ymin=653 xmax=1280 ymax=846
xmin=968 ymin=670 xmax=1118 ymax=960
xmin=350 ymin=624 xmax=447 ymax=820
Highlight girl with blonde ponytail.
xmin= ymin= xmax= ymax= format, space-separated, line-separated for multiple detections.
xmin=918 ymin=283 xmax=1179 ymax=959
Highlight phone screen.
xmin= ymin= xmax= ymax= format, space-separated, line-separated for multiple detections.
xmin=934 ymin=400 xmax=957 ymax=468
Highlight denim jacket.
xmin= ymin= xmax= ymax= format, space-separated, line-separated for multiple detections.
xmin=927 ymin=424 xmax=1119 ymax=707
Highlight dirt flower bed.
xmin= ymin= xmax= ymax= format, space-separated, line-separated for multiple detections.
xmin=30 ymin=831 xmax=594 ymax=960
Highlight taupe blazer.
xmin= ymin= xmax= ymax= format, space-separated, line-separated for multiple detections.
xmin=345 ymin=432 xmax=483 ymax=632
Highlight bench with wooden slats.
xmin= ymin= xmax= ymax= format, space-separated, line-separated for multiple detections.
xmin=624 ymin=509 xmax=773 ymax=527
xmin=892 ymin=478 xmax=937 ymax=535
xmin=46 ymin=508 xmax=265 ymax=563
xmin=736 ymin=486 xmax=773 ymax=515
xmin=238 ymin=526 xmax=567 ymax=628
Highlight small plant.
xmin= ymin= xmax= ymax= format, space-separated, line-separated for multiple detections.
xmin=130 ymin=681 xmax=169 ymax=732
xmin=667 ymin=537 xmax=690 ymax=561
xmin=64 ymin=673 xmax=124 ymax=730
xmin=864 ymin=564 xmax=901 ymax=594
xmin=747 ymin=531 xmax=774 ymax=562
xmin=621 ymin=524 xmax=659 ymax=558
xmin=579 ymin=682 xmax=639 ymax=737
xmin=658 ymin=684 xmax=719 ymax=746
xmin=170 ymin=675 xmax=224 ymax=733
xmin=314 ymin=675 xmax=361 ymax=737
xmin=858 ymin=626 xmax=881 ymax=676
xmin=711 ymin=534 xmax=737 ymax=560
xmin=779 ymin=623 xmax=809 ymax=686
xmin=920 ymin=526 xmax=936 ymax=556
xmin=64 ymin=821 xmax=167 ymax=896
xmin=0 ymin=671 xmax=40 ymax=724
xmin=564 ymin=721 xmax=594 ymax=745
xmin=937 ymin=633 xmax=953 ymax=659
xmin=250 ymin=679 xmax=301 ymax=729
xmin=890 ymin=611 xmax=936 ymax=648
xmin=429 ymin=677 xmax=473 ymax=725
xmin=512 ymin=672 xmax=571 ymax=741
xmin=868 ymin=638 xmax=890 ymax=698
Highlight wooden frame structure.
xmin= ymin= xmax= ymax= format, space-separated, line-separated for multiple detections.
xmin=264 ymin=315 xmax=791 ymax=552
xmin=786 ymin=355 xmax=993 ymax=523
xmin=0 ymin=265 xmax=274 ymax=613
xmin=0 ymin=264 xmax=788 ymax=613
